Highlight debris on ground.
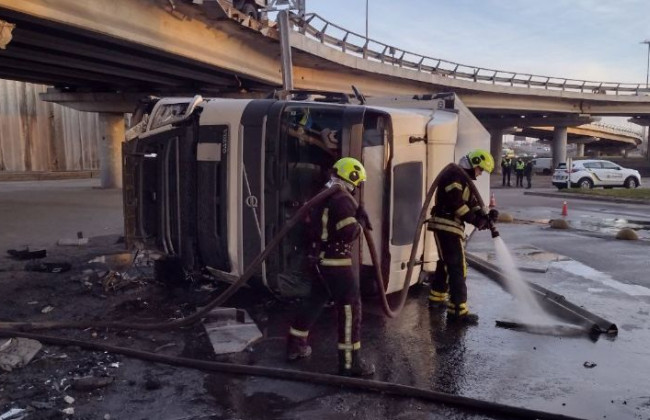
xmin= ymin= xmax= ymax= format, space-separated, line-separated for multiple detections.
xmin=0 ymin=338 xmax=43 ymax=372
xmin=0 ymin=408 xmax=27 ymax=420
xmin=71 ymin=376 xmax=115 ymax=391
xmin=24 ymin=262 xmax=71 ymax=273
xmin=203 ymin=307 xmax=262 ymax=354
xmin=57 ymin=232 xmax=89 ymax=246
xmin=583 ymin=361 xmax=597 ymax=368
xmin=6 ymin=248 xmax=46 ymax=260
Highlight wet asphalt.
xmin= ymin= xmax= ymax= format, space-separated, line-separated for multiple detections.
xmin=2 ymin=177 xmax=650 ymax=419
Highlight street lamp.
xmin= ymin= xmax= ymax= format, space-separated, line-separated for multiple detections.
xmin=643 ymin=40 xmax=650 ymax=158
xmin=365 ymin=0 xmax=369 ymax=42
xmin=641 ymin=40 xmax=650 ymax=88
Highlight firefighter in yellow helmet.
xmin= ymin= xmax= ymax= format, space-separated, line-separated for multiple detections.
xmin=427 ymin=149 xmax=498 ymax=324
xmin=287 ymin=157 xmax=375 ymax=376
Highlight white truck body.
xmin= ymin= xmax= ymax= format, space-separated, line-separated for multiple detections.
xmin=123 ymin=92 xmax=490 ymax=296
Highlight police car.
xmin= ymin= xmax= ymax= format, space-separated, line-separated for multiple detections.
xmin=552 ymin=159 xmax=641 ymax=189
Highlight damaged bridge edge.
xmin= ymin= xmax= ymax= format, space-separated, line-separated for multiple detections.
xmin=465 ymin=252 xmax=618 ymax=336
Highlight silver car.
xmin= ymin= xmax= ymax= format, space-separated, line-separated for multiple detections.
xmin=551 ymin=159 xmax=642 ymax=189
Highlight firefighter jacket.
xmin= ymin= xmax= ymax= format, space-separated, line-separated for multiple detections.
xmin=428 ymin=167 xmax=484 ymax=237
xmin=314 ymin=187 xmax=361 ymax=267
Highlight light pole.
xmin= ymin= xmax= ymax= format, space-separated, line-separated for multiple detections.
xmin=641 ymin=40 xmax=650 ymax=158
xmin=365 ymin=0 xmax=369 ymax=42
xmin=642 ymin=40 xmax=650 ymax=88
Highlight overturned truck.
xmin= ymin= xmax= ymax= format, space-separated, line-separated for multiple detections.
xmin=122 ymin=92 xmax=490 ymax=297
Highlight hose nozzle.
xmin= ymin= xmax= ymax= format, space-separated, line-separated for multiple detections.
xmin=488 ymin=222 xmax=500 ymax=238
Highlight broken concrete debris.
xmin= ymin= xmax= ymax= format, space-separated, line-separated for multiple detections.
xmin=202 ymin=307 xmax=262 ymax=355
xmin=0 ymin=338 xmax=42 ymax=372
xmin=0 ymin=408 xmax=27 ymax=420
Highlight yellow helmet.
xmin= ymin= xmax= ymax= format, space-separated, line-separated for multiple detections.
xmin=467 ymin=149 xmax=495 ymax=173
xmin=333 ymin=157 xmax=366 ymax=187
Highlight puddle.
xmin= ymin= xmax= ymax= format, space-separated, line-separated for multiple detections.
xmin=477 ymin=246 xmax=570 ymax=266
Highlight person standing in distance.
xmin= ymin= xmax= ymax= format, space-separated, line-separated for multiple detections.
xmin=286 ymin=157 xmax=375 ymax=377
xmin=524 ymin=158 xmax=534 ymax=189
xmin=426 ymin=149 xmax=499 ymax=324
xmin=501 ymin=155 xmax=512 ymax=187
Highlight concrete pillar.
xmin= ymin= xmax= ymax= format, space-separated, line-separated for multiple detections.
xmin=99 ymin=113 xmax=125 ymax=189
xmin=489 ymin=128 xmax=504 ymax=174
xmin=552 ymin=126 xmax=567 ymax=168
xmin=576 ymin=143 xmax=585 ymax=157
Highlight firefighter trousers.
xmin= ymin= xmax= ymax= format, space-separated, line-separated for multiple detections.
xmin=430 ymin=229 xmax=468 ymax=306
xmin=290 ymin=264 xmax=362 ymax=352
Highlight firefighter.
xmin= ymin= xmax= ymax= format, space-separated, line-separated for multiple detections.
xmin=427 ymin=149 xmax=498 ymax=324
xmin=286 ymin=157 xmax=375 ymax=377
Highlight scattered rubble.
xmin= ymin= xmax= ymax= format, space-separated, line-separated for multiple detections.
xmin=203 ymin=307 xmax=262 ymax=355
xmin=25 ymin=262 xmax=71 ymax=273
xmin=0 ymin=408 xmax=27 ymax=420
xmin=0 ymin=338 xmax=42 ymax=372
xmin=6 ymin=249 xmax=46 ymax=260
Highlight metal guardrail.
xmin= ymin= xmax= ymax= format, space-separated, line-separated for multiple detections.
xmin=289 ymin=12 xmax=649 ymax=96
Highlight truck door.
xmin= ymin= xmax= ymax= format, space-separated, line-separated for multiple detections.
xmin=384 ymin=113 xmax=428 ymax=294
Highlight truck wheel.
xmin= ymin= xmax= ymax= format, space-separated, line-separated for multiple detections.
xmin=542 ymin=169 xmax=551 ymax=175
xmin=240 ymin=3 xmax=258 ymax=20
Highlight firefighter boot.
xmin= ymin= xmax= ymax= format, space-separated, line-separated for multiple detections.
xmin=338 ymin=350 xmax=375 ymax=377
xmin=446 ymin=302 xmax=479 ymax=325
xmin=287 ymin=332 xmax=312 ymax=361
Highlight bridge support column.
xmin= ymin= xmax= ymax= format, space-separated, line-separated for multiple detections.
xmin=489 ymin=128 xmax=504 ymax=174
xmin=576 ymin=143 xmax=585 ymax=157
xmin=552 ymin=126 xmax=567 ymax=168
xmin=99 ymin=113 xmax=125 ymax=189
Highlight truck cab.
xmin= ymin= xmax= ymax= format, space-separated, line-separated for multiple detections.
xmin=123 ymin=92 xmax=490 ymax=297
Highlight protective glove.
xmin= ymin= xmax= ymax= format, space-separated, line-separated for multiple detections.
xmin=356 ymin=205 xmax=373 ymax=231
xmin=488 ymin=209 xmax=499 ymax=223
xmin=474 ymin=212 xmax=490 ymax=231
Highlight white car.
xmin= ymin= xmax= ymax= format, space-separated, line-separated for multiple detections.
xmin=552 ymin=159 xmax=642 ymax=190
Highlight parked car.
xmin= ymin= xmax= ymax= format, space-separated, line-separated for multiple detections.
xmin=532 ymin=157 xmax=552 ymax=175
xmin=552 ymin=159 xmax=642 ymax=190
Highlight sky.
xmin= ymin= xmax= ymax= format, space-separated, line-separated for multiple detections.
xmin=303 ymin=0 xmax=650 ymax=85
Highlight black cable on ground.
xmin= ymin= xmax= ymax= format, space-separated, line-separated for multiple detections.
xmin=0 ymin=330 xmax=586 ymax=420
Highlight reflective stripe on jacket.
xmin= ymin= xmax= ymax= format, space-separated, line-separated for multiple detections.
xmin=317 ymin=188 xmax=360 ymax=266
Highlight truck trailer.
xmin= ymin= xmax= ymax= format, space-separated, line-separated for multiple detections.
xmin=122 ymin=92 xmax=490 ymax=297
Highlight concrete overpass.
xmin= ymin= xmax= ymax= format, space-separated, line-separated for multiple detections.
xmin=1 ymin=0 xmax=649 ymax=185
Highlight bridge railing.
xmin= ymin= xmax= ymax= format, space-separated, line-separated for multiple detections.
xmin=289 ymin=12 xmax=648 ymax=96
xmin=587 ymin=121 xmax=644 ymax=137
